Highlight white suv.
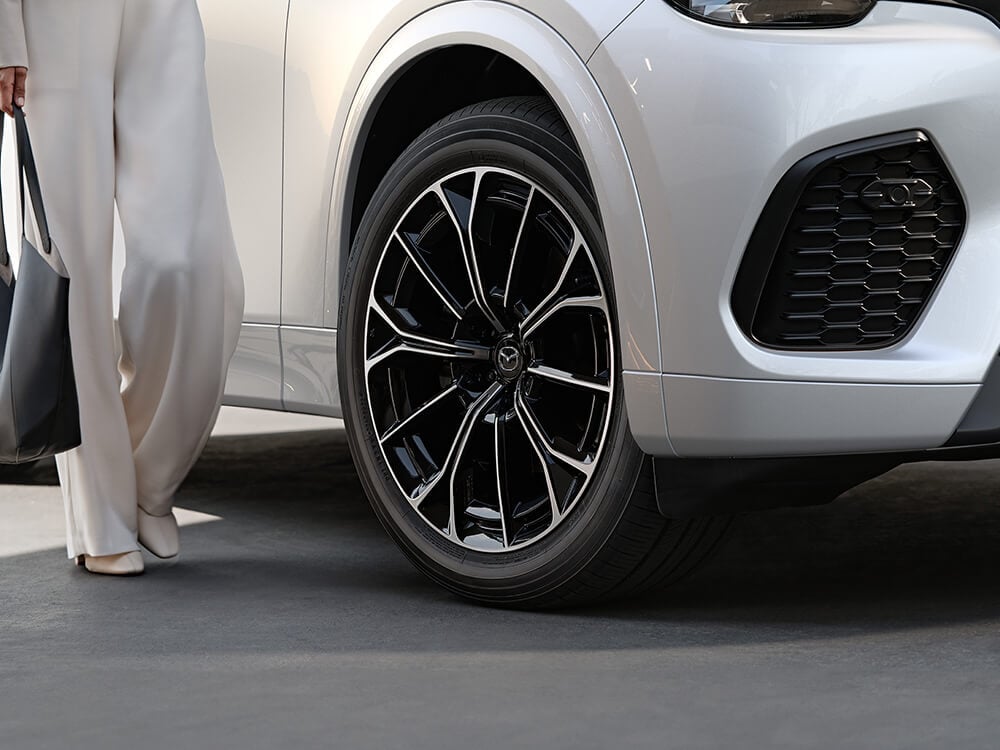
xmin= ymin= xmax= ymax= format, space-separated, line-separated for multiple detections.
xmin=201 ymin=0 xmax=1000 ymax=606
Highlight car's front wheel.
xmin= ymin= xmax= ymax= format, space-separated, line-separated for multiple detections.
xmin=340 ymin=97 xmax=727 ymax=607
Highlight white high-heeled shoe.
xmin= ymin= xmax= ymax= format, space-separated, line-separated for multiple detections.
xmin=137 ymin=508 xmax=180 ymax=559
xmin=78 ymin=551 xmax=145 ymax=576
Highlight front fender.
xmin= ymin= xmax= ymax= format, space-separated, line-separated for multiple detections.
xmin=324 ymin=1 xmax=672 ymax=454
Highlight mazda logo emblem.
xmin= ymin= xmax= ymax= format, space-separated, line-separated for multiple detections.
xmin=493 ymin=343 xmax=524 ymax=380
xmin=497 ymin=346 xmax=521 ymax=373
xmin=861 ymin=178 xmax=935 ymax=210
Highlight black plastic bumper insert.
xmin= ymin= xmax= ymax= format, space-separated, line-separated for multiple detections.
xmin=732 ymin=132 xmax=966 ymax=350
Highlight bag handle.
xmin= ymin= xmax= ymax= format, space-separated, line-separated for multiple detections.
xmin=13 ymin=106 xmax=52 ymax=255
xmin=0 ymin=113 xmax=8 ymax=267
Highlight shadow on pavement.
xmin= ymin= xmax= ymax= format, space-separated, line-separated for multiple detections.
xmin=3 ymin=428 xmax=1000 ymax=655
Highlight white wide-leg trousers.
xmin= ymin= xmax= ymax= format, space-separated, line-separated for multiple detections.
xmin=20 ymin=0 xmax=245 ymax=557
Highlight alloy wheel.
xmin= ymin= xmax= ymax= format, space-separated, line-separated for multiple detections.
xmin=363 ymin=167 xmax=615 ymax=552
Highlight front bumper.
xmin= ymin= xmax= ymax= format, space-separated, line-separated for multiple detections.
xmin=592 ymin=0 xmax=1000 ymax=457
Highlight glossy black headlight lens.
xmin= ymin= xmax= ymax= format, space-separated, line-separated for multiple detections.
xmin=665 ymin=0 xmax=877 ymax=27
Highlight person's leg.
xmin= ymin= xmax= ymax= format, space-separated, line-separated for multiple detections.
xmin=21 ymin=0 xmax=141 ymax=558
xmin=114 ymin=0 xmax=245 ymax=518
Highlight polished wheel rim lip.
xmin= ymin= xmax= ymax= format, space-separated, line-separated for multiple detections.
xmin=363 ymin=166 xmax=615 ymax=554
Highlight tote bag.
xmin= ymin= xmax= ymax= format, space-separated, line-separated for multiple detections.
xmin=0 ymin=106 xmax=80 ymax=463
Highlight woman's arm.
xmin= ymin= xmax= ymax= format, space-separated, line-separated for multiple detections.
xmin=0 ymin=0 xmax=27 ymax=115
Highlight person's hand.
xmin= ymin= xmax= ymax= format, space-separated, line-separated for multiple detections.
xmin=0 ymin=66 xmax=27 ymax=117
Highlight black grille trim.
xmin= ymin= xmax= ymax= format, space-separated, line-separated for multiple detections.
xmin=732 ymin=131 xmax=966 ymax=351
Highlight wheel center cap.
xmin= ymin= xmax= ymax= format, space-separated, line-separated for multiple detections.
xmin=494 ymin=339 xmax=524 ymax=380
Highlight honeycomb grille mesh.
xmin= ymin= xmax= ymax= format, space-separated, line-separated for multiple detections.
xmin=751 ymin=137 xmax=965 ymax=349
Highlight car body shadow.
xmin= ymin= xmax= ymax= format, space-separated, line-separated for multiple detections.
xmin=3 ymin=430 xmax=999 ymax=657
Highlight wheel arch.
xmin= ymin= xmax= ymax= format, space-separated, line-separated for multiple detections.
xmin=325 ymin=1 xmax=671 ymax=453
xmin=346 ymin=46 xmax=563 ymax=247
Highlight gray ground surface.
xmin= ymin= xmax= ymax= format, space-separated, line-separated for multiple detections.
xmin=1 ymin=408 xmax=999 ymax=749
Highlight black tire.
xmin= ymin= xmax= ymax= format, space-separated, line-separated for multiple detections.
xmin=339 ymin=96 xmax=728 ymax=608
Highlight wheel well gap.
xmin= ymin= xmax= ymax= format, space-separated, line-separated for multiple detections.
xmin=344 ymin=46 xmax=583 ymax=287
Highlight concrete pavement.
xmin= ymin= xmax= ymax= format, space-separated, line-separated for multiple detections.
xmin=1 ymin=408 xmax=999 ymax=749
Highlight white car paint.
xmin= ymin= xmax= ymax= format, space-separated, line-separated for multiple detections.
xmin=189 ymin=1 xmax=1000 ymax=456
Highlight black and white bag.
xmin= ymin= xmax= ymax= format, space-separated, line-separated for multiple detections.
xmin=0 ymin=105 xmax=80 ymax=463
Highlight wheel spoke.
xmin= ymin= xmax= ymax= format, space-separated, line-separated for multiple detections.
xmin=438 ymin=382 xmax=505 ymax=534
xmin=493 ymin=412 xmax=510 ymax=547
xmin=521 ymin=294 xmax=607 ymax=341
xmin=398 ymin=382 xmax=503 ymax=512
xmin=379 ymin=383 xmax=461 ymax=445
xmin=526 ymin=364 xmax=611 ymax=394
xmin=515 ymin=387 xmax=596 ymax=479
xmin=434 ymin=178 xmax=505 ymax=332
xmin=366 ymin=298 xmax=491 ymax=374
xmin=513 ymin=400 xmax=563 ymax=523
xmin=518 ymin=234 xmax=583 ymax=334
xmin=503 ymin=185 xmax=536 ymax=311
xmin=393 ymin=231 xmax=465 ymax=320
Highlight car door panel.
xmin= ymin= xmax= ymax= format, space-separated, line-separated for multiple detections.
xmin=199 ymin=0 xmax=288 ymax=325
xmin=199 ymin=0 xmax=288 ymax=408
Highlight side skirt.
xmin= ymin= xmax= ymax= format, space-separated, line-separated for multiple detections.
xmin=223 ymin=323 xmax=341 ymax=418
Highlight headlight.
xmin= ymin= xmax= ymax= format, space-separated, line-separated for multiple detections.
xmin=665 ymin=0 xmax=877 ymax=27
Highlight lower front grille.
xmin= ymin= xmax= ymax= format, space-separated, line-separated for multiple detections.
xmin=732 ymin=131 xmax=966 ymax=350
